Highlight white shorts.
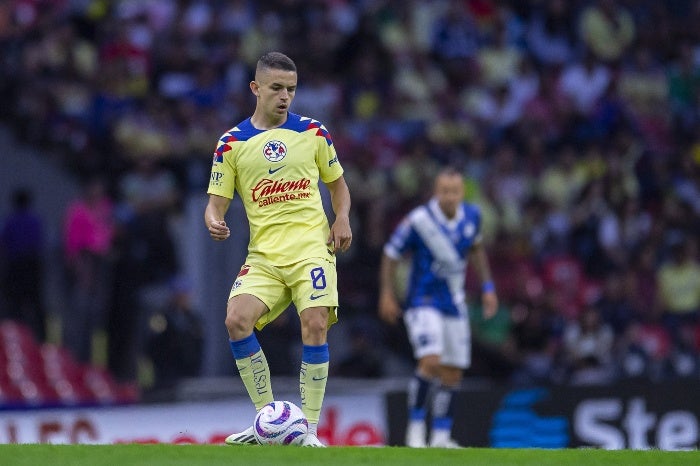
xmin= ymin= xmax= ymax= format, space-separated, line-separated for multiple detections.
xmin=403 ymin=306 xmax=471 ymax=369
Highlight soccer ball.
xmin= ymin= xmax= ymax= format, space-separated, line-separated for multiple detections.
xmin=253 ymin=400 xmax=308 ymax=445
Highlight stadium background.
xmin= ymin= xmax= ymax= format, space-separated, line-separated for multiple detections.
xmin=0 ymin=0 xmax=699 ymax=448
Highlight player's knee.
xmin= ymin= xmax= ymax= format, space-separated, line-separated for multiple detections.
xmin=302 ymin=317 xmax=327 ymax=336
xmin=224 ymin=311 xmax=255 ymax=338
xmin=440 ymin=368 xmax=463 ymax=387
xmin=418 ymin=357 xmax=441 ymax=378
xmin=300 ymin=308 xmax=329 ymax=343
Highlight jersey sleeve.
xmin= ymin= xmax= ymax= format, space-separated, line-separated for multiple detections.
xmin=383 ymin=216 xmax=415 ymax=259
xmin=314 ymin=124 xmax=344 ymax=183
xmin=469 ymin=203 xmax=484 ymax=245
xmin=207 ymin=132 xmax=237 ymax=199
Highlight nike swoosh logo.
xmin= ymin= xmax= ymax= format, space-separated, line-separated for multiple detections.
xmin=312 ymin=375 xmax=328 ymax=381
xmin=309 ymin=293 xmax=328 ymax=300
xmin=268 ymin=166 xmax=285 ymax=174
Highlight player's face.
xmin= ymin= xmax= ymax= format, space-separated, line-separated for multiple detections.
xmin=251 ymin=67 xmax=297 ymax=123
xmin=434 ymin=173 xmax=464 ymax=219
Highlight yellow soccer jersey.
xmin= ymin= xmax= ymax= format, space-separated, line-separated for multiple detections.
xmin=208 ymin=112 xmax=344 ymax=266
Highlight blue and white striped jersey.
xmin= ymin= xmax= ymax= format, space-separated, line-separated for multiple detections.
xmin=384 ymin=198 xmax=482 ymax=316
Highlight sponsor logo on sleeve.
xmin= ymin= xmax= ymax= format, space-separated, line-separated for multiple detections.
xmin=210 ymin=171 xmax=224 ymax=186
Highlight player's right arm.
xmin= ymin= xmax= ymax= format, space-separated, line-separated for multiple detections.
xmin=378 ymin=252 xmax=402 ymax=325
xmin=204 ymin=194 xmax=231 ymax=241
xmin=379 ymin=217 xmax=414 ymax=325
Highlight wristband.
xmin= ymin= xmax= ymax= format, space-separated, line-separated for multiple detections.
xmin=482 ymin=281 xmax=495 ymax=293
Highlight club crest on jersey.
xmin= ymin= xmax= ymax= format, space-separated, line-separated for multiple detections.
xmin=263 ymin=140 xmax=287 ymax=162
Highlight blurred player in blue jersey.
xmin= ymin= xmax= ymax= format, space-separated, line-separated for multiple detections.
xmin=379 ymin=167 xmax=498 ymax=448
xmin=204 ymin=51 xmax=352 ymax=447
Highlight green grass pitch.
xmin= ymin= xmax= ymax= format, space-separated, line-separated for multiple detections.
xmin=0 ymin=444 xmax=697 ymax=466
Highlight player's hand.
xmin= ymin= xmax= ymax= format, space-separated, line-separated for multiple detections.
xmin=208 ymin=219 xmax=230 ymax=241
xmin=482 ymin=291 xmax=498 ymax=319
xmin=328 ymin=215 xmax=352 ymax=253
xmin=378 ymin=291 xmax=401 ymax=325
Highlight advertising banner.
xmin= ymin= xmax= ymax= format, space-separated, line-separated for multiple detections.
xmin=0 ymin=394 xmax=386 ymax=446
xmin=386 ymin=380 xmax=700 ymax=450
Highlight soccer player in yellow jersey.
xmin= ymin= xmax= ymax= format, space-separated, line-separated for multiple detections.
xmin=204 ymin=52 xmax=352 ymax=447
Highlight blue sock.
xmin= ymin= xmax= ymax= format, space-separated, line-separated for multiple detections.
xmin=229 ymin=333 xmax=261 ymax=359
xmin=302 ymin=343 xmax=329 ymax=364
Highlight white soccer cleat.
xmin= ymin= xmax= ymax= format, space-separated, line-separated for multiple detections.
xmin=225 ymin=425 xmax=259 ymax=445
xmin=405 ymin=421 xmax=427 ymax=448
xmin=301 ymin=433 xmax=326 ymax=447
xmin=429 ymin=428 xmax=461 ymax=448
xmin=429 ymin=437 xmax=462 ymax=448
xmin=430 ymin=439 xmax=464 ymax=448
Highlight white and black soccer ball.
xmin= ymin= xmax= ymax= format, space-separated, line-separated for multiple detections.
xmin=253 ymin=400 xmax=308 ymax=445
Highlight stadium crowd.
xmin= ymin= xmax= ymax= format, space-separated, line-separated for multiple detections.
xmin=0 ymin=0 xmax=699 ymax=393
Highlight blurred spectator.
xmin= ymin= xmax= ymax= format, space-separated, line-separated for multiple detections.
xmin=332 ymin=317 xmax=384 ymax=378
xmin=112 ymin=97 xmax=173 ymax=161
xmin=667 ymin=43 xmax=700 ymax=134
xmin=616 ymin=319 xmax=671 ymax=381
xmin=477 ymin=22 xmax=522 ymax=89
xmin=595 ymin=270 xmax=641 ymax=337
xmin=655 ymin=235 xmax=700 ymax=340
xmin=342 ymin=145 xmax=390 ymax=254
xmin=98 ymin=17 xmax=151 ymax=100
xmin=291 ymin=68 xmax=343 ymax=125
xmin=106 ymin=206 xmax=143 ymax=385
xmin=663 ymin=321 xmax=700 ymax=379
xmin=520 ymin=69 xmax=569 ymax=141
xmin=672 ymin=149 xmax=700 ymax=218
xmin=597 ymin=195 xmax=651 ymax=269
xmin=509 ymin=303 xmax=561 ymax=386
xmin=507 ymin=56 xmax=540 ymax=115
xmin=526 ymin=0 xmax=577 ymax=67
xmin=430 ymin=0 xmax=481 ymax=86
xmin=391 ymin=49 xmax=448 ymax=122
xmin=391 ymin=137 xmax=442 ymax=210
xmin=569 ymin=179 xmax=611 ymax=278
xmin=558 ymin=52 xmax=611 ymax=118
xmin=623 ymin=241 xmax=659 ymax=322
xmin=0 ymin=188 xmax=46 ymax=342
xmin=561 ymin=304 xmax=615 ymax=385
xmin=618 ymin=46 xmax=669 ymax=120
xmin=579 ymin=0 xmax=635 ymax=64
xmin=147 ymin=275 xmax=204 ymax=389
xmin=469 ymin=301 xmax=516 ymax=381
xmin=62 ymin=176 xmax=115 ymax=364
xmin=484 ymin=142 xmax=532 ymax=233
xmin=118 ymin=156 xmax=180 ymax=285
xmin=538 ymin=144 xmax=587 ymax=210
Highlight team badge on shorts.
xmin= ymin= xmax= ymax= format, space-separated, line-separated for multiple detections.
xmin=262 ymin=140 xmax=287 ymax=162
xmin=231 ymin=265 xmax=250 ymax=292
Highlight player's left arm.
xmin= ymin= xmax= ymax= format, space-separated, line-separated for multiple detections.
xmin=324 ymin=175 xmax=352 ymax=253
xmin=468 ymin=241 xmax=498 ymax=319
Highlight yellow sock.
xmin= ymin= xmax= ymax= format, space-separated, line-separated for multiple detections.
xmin=232 ymin=339 xmax=274 ymax=411
xmin=299 ymin=343 xmax=329 ymax=424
